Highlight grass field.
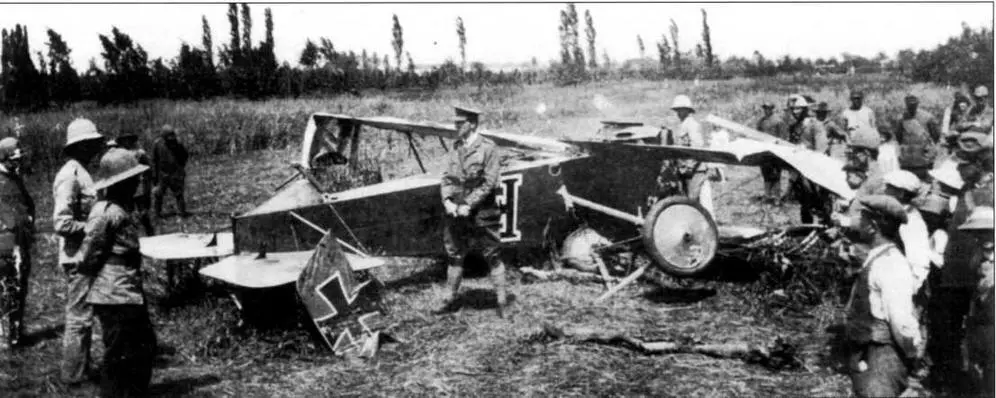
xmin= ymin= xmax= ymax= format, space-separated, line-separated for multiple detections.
xmin=0 ymin=75 xmax=952 ymax=397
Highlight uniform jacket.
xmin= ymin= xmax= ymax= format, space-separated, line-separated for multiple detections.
xmin=151 ymin=138 xmax=188 ymax=182
xmin=845 ymin=243 xmax=922 ymax=358
xmin=788 ymin=116 xmax=828 ymax=153
xmin=0 ymin=165 xmax=34 ymax=251
xmin=756 ymin=114 xmax=787 ymax=140
xmin=79 ymin=200 xmax=144 ymax=305
xmin=942 ymin=175 xmax=995 ymax=288
xmin=894 ymin=109 xmax=940 ymax=145
xmin=441 ymin=134 xmax=501 ymax=226
xmin=668 ymin=116 xmax=707 ymax=175
xmin=52 ymin=159 xmax=96 ymax=264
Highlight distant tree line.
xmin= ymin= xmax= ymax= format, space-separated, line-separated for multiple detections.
xmin=0 ymin=3 xmax=992 ymax=112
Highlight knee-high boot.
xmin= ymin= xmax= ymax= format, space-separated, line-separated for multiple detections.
xmin=434 ymin=257 xmax=463 ymax=314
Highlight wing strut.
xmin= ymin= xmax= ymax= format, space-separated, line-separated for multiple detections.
xmin=288 ymin=211 xmax=369 ymax=258
xmin=406 ymin=132 xmax=427 ymax=173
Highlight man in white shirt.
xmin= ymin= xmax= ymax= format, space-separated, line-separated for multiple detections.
xmin=842 ymin=90 xmax=878 ymax=134
xmin=883 ymin=170 xmax=931 ymax=291
xmin=843 ymin=195 xmax=923 ymax=397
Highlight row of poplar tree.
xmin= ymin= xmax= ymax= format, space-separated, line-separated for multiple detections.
xmin=1 ymin=3 xmax=992 ymax=112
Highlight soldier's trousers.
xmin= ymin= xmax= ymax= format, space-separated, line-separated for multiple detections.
xmin=442 ymin=216 xmax=501 ymax=263
xmin=153 ymin=176 xmax=186 ymax=216
xmin=760 ymin=164 xmax=781 ymax=199
xmin=94 ymin=304 xmax=155 ymax=398
xmin=0 ymin=254 xmax=18 ymax=347
xmin=61 ymin=263 xmax=94 ymax=384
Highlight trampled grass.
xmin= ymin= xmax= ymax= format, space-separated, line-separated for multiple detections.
xmin=0 ymin=74 xmax=952 ymax=396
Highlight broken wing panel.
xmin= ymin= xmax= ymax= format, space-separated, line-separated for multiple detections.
xmin=139 ymin=232 xmax=234 ymax=260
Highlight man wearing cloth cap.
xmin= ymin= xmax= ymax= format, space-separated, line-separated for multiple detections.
xmin=151 ymin=124 xmax=189 ymax=218
xmin=78 ymin=147 xmax=156 ymax=397
xmin=843 ymin=195 xmax=923 ymax=397
xmin=0 ymin=138 xmax=34 ymax=349
xmin=814 ymin=101 xmax=848 ymax=160
xmin=959 ymin=206 xmax=994 ymax=397
xmin=842 ymin=90 xmax=878 ymax=134
xmin=436 ymin=106 xmax=509 ymax=318
xmin=756 ymin=102 xmax=787 ymax=202
xmin=884 ymin=170 xmax=931 ymax=292
xmin=893 ymin=95 xmax=941 ymax=178
xmin=846 ymin=130 xmax=888 ymax=197
xmin=52 ymin=118 xmax=105 ymax=384
xmin=929 ymin=131 xmax=994 ymax=392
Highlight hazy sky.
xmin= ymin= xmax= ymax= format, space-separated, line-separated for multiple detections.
xmin=0 ymin=2 xmax=992 ymax=70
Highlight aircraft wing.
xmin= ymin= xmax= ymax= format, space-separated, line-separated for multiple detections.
xmin=199 ymin=250 xmax=386 ymax=289
xmin=569 ymin=138 xmax=854 ymax=200
xmin=140 ymin=232 xmax=235 ymax=260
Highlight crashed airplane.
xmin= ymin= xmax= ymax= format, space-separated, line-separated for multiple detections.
xmin=140 ymin=112 xmax=852 ymax=354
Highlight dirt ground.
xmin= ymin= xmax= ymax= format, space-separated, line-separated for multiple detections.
xmin=0 ymin=140 xmax=871 ymax=397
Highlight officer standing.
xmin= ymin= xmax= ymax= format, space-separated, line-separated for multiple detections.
xmin=756 ymin=102 xmax=786 ymax=202
xmin=435 ymin=106 xmax=509 ymax=318
xmin=0 ymin=138 xmax=33 ymax=349
xmin=151 ymin=125 xmax=189 ymax=218
xmin=53 ymin=118 xmax=105 ymax=385
xmin=786 ymin=95 xmax=830 ymax=223
xmin=843 ymin=195 xmax=923 ymax=397
xmin=79 ymin=147 xmax=156 ymax=397
xmin=667 ymin=95 xmax=712 ymax=200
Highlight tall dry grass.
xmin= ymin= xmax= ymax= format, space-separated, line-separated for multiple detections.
xmin=4 ymin=73 xmax=955 ymax=181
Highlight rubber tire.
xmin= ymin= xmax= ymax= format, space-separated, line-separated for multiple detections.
xmin=641 ymin=196 xmax=719 ymax=277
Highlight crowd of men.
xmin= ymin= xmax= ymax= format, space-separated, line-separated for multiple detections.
xmin=0 ymin=120 xmax=189 ymax=396
xmin=0 ymin=85 xmax=991 ymax=396
xmin=669 ymin=86 xmax=994 ymax=397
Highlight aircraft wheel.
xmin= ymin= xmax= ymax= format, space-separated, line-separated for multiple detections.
xmin=642 ymin=196 xmax=718 ymax=277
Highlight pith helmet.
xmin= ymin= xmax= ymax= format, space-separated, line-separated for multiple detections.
xmin=974 ymin=85 xmax=989 ymax=98
xmin=0 ymin=137 xmax=23 ymax=161
xmin=92 ymin=147 xmax=149 ymax=191
xmin=65 ymin=118 xmax=104 ymax=149
xmin=670 ymin=95 xmax=695 ymax=111
xmin=958 ymin=206 xmax=994 ymax=230
xmin=928 ymin=162 xmax=964 ymax=190
xmin=452 ymin=106 xmax=481 ymax=124
xmin=849 ymin=128 xmax=881 ymax=151
xmin=885 ymin=170 xmax=922 ymax=193
xmin=789 ymin=95 xmax=809 ymax=108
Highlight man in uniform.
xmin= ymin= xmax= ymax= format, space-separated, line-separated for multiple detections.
xmin=847 ymin=130 xmax=888 ymax=197
xmin=53 ymin=118 xmax=105 ymax=384
xmin=435 ymin=106 xmax=508 ymax=318
xmin=785 ymin=95 xmax=829 ymax=223
xmin=959 ymin=85 xmax=994 ymax=134
xmin=843 ymin=195 xmax=923 ymax=397
xmin=756 ymin=102 xmax=786 ymax=202
xmin=151 ymin=125 xmax=189 ymax=218
xmin=117 ymin=133 xmax=154 ymax=235
xmin=667 ymin=95 xmax=713 ymax=201
xmin=893 ymin=95 xmax=940 ymax=178
xmin=929 ymin=131 xmax=994 ymax=393
xmin=814 ymin=101 xmax=848 ymax=160
xmin=0 ymin=138 xmax=34 ymax=349
xmin=842 ymin=90 xmax=878 ymax=134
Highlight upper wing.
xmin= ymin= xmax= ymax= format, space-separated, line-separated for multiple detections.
xmin=300 ymin=113 xmax=460 ymax=170
xmin=567 ymin=138 xmax=854 ymax=200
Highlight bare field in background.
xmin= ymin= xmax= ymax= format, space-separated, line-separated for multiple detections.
xmin=1 ymin=75 xmax=950 ymax=396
